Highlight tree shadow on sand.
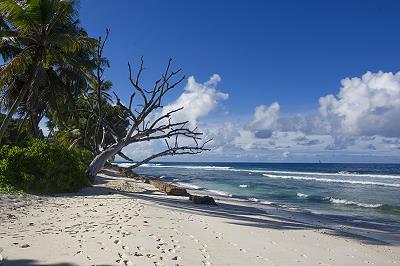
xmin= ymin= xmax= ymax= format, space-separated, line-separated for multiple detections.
xmin=2 ymin=259 xmax=78 ymax=266
xmin=61 ymin=173 xmax=400 ymax=247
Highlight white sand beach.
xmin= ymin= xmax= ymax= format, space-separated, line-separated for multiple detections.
xmin=1 ymin=169 xmax=399 ymax=266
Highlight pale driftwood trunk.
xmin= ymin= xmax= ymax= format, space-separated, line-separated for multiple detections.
xmin=86 ymin=140 xmax=127 ymax=182
xmin=85 ymin=58 xmax=209 ymax=182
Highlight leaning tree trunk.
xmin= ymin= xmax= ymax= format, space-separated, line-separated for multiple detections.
xmin=0 ymin=61 xmax=41 ymax=144
xmin=87 ymin=117 xmax=138 ymax=181
xmin=86 ymin=140 xmax=128 ymax=182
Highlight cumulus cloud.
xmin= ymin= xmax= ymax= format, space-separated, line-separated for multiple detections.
xmin=382 ymin=138 xmax=400 ymax=145
xmin=220 ymin=71 xmax=400 ymax=155
xmin=325 ymin=135 xmax=356 ymax=150
xmin=248 ymin=102 xmax=280 ymax=138
xmin=123 ymin=71 xmax=400 ymax=162
xmin=203 ymin=122 xmax=241 ymax=152
xmin=161 ymin=74 xmax=228 ymax=127
xmin=366 ymin=144 xmax=377 ymax=150
xmin=319 ymin=71 xmax=400 ymax=138
xmin=292 ymin=136 xmax=322 ymax=146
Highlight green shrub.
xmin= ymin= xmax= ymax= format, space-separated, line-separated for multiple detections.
xmin=0 ymin=139 xmax=91 ymax=193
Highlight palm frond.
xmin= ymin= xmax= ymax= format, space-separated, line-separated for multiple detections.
xmin=0 ymin=46 xmax=36 ymax=88
xmin=0 ymin=0 xmax=39 ymax=34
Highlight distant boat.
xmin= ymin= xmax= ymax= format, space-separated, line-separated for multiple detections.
xmin=318 ymin=160 xmax=322 ymax=163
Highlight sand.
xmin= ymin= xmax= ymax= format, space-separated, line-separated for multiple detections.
xmin=0 ymin=169 xmax=399 ymax=266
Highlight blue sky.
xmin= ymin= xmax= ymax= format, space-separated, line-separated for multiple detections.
xmin=79 ymin=1 xmax=400 ymax=163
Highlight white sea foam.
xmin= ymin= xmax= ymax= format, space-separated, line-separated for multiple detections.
xmin=115 ymin=162 xmax=135 ymax=167
xmin=248 ymin=197 xmax=259 ymax=202
xmin=239 ymin=184 xmax=249 ymax=188
xmin=207 ymin=189 xmax=233 ymax=197
xmin=262 ymin=174 xmax=400 ymax=188
xmin=261 ymin=170 xmax=400 ymax=179
xmin=140 ymin=164 xmax=232 ymax=171
xmin=326 ymin=197 xmax=383 ymax=208
xmin=136 ymin=163 xmax=400 ymax=179
xmin=176 ymin=183 xmax=202 ymax=190
xmin=247 ymin=198 xmax=275 ymax=206
xmin=140 ymin=163 xmax=162 ymax=167
xmin=296 ymin=193 xmax=309 ymax=198
xmin=260 ymin=201 xmax=274 ymax=205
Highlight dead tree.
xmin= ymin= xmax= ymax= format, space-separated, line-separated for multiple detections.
xmin=86 ymin=58 xmax=211 ymax=180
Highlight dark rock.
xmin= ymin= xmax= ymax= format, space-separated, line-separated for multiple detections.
xmin=189 ymin=195 xmax=217 ymax=205
xmin=148 ymin=180 xmax=189 ymax=197
xmin=165 ymin=186 xmax=190 ymax=196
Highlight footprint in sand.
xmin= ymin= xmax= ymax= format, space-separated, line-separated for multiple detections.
xmin=123 ymin=260 xmax=134 ymax=266
xmin=188 ymin=234 xmax=200 ymax=243
xmin=201 ymin=251 xmax=210 ymax=259
xmin=256 ymin=255 xmax=270 ymax=261
xmin=214 ymin=232 xmax=223 ymax=240
xmin=171 ymin=256 xmax=182 ymax=261
xmin=202 ymin=260 xmax=211 ymax=266
xmin=199 ymin=243 xmax=211 ymax=260
xmin=168 ymin=248 xmax=176 ymax=253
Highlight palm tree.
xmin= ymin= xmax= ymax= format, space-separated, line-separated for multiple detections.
xmin=0 ymin=0 xmax=96 ymax=143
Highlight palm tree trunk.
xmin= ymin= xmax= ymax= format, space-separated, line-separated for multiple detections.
xmin=0 ymin=85 xmax=29 ymax=143
xmin=0 ymin=62 xmax=41 ymax=144
xmin=29 ymin=111 xmax=40 ymax=138
xmin=14 ymin=113 xmax=28 ymax=143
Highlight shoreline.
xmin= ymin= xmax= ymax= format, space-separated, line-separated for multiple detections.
xmin=130 ymin=162 xmax=400 ymax=227
xmin=0 ymin=169 xmax=399 ymax=265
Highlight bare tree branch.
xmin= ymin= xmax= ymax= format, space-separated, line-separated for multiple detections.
xmin=124 ymin=139 xmax=212 ymax=171
xmin=87 ymin=57 xmax=211 ymax=178
xmin=117 ymin=151 xmax=134 ymax=162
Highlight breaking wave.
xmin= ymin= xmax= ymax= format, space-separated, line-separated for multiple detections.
xmin=135 ymin=163 xmax=400 ymax=180
xmin=263 ymin=174 xmax=400 ymax=188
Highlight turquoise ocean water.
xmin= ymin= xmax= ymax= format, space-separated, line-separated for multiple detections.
xmin=118 ymin=162 xmax=400 ymax=227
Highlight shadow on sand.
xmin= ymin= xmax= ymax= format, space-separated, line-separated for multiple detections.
xmin=60 ymin=172 xmax=400 ymax=247
xmin=2 ymin=259 xmax=113 ymax=266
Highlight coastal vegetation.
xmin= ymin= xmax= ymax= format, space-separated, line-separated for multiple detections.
xmin=0 ymin=139 xmax=90 ymax=193
xmin=0 ymin=0 xmax=209 ymax=193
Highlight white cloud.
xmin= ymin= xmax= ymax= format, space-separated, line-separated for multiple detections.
xmin=292 ymin=135 xmax=322 ymax=146
xmin=248 ymin=102 xmax=280 ymax=138
xmin=202 ymin=122 xmax=241 ymax=152
xmin=122 ymin=71 xmax=400 ymax=162
xmin=161 ymin=74 xmax=228 ymax=127
xmin=319 ymin=71 xmax=400 ymax=138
